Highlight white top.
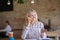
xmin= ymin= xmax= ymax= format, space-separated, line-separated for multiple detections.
xmin=21 ymin=22 xmax=47 ymax=39
xmin=4 ymin=25 xmax=12 ymax=36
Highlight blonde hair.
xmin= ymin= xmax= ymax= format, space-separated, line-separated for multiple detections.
xmin=25 ymin=9 xmax=38 ymax=23
xmin=28 ymin=9 xmax=38 ymax=18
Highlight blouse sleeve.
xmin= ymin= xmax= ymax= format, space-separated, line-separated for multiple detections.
xmin=39 ymin=22 xmax=44 ymax=29
xmin=39 ymin=22 xmax=47 ymax=38
xmin=4 ymin=25 xmax=12 ymax=32
xmin=21 ymin=27 xmax=29 ymax=39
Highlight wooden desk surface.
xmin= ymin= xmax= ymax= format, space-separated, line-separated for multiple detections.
xmin=46 ymin=30 xmax=60 ymax=37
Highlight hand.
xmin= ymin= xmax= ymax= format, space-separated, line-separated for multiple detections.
xmin=27 ymin=17 xmax=32 ymax=23
xmin=41 ymin=28 xmax=47 ymax=33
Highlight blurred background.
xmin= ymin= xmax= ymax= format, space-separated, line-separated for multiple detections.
xmin=0 ymin=0 xmax=60 ymax=40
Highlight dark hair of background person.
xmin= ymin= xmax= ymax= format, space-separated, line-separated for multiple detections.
xmin=5 ymin=20 xmax=10 ymax=25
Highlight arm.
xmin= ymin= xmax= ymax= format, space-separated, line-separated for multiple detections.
xmin=4 ymin=25 xmax=12 ymax=32
xmin=0 ymin=25 xmax=12 ymax=32
xmin=0 ymin=29 xmax=6 ymax=32
xmin=40 ymin=22 xmax=47 ymax=38
xmin=21 ymin=27 xmax=29 ymax=39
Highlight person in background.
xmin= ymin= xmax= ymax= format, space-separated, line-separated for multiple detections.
xmin=0 ymin=20 xmax=12 ymax=37
xmin=21 ymin=9 xmax=47 ymax=39
xmin=4 ymin=20 xmax=12 ymax=36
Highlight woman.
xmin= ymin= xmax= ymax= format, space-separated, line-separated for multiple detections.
xmin=4 ymin=21 xmax=12 ymax=36
xmin=21 ymin=9 xmax=47 ymax=39
xmin=0 ymin=20 xmax=12 ymax=37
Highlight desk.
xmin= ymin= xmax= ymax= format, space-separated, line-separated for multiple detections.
xmin=46 ymin=30 xmax=60 ymax=40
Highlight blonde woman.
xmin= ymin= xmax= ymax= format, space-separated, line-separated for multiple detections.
xmin=21 ymin=9 xmax=47 ymax=39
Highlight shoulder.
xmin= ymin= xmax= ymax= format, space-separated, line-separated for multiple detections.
xmin=6 ymin=25 xmax=11 ymax=28
xmin=6 ymin=25 xmax=11 ymax=27
xmin=23 ymin=26 xmax=30 ymax=30
xmin=38 ymin=21 xmax=44 ymax=25
xmin=37 ymin=21 xmax=44 ymax=28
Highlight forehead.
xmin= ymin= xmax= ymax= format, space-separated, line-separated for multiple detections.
xmin=28 ymin=11 xmax=37 ymax=16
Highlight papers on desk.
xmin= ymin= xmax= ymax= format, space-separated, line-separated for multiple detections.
xmin=24 ymin=38 xmax=52 ymax=40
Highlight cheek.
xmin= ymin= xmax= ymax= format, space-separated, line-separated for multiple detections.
xmin=32 ymin=18 xmax=36 ymax=21
xmin=28 ymin=16 xmax=36 ymax=21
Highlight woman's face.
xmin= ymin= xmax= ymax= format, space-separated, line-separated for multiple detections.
xmin=27 ymin=12 xmax=37 ymax=23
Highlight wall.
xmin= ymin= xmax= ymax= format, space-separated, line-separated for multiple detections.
xmin=0 ymin=0 xmax=60 ymax=29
